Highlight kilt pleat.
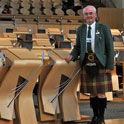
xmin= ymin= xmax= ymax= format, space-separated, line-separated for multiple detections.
xmin=80 ymin=67 xmax=113 ymax=94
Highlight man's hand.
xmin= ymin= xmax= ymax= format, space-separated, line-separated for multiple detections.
xmin=65 ymin=55 xmax=73 ymax=63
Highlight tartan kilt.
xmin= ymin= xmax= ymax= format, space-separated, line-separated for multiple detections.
xmin=80 ymin=67 xmax=113 ymax=94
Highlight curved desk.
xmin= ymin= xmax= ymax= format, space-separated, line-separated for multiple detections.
xmin=39 ymin=49 xmax=81 ymax=122
xmin=1 ymin=48 xmax=42 ymax=124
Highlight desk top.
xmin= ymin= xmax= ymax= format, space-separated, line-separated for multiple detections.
xmin=13 ymin=31 xmax=29 ymax=34
xmin=46 ymin=28 xmax=61 ymax=35
xmin=3 ymin=33 xmax=17 ymax=38
xmin=48 ymin=49 xmax=71 ymax=60
xmin=0 ymin=40 xmax=12 ymax=46
xmin=3 ymin=48 xmax=44 ymax=61
xmin=0 ymin=37 xmax=17 ymax=41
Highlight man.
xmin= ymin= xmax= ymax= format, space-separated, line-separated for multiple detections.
xmin=65 ymin=5 xmax=114 ymax=124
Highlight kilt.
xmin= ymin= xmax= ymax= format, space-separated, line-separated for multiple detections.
xmin=80 ymin=67 xmax=113 ymax=94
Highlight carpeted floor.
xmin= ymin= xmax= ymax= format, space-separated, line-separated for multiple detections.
xmin=79 ymin=101 xmax=124 ymax=119
xmin=34 ymin=90 xmax=124 ymax=120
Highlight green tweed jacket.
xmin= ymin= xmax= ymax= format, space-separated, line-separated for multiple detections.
xmin=70 ymin=22 xmax=114 ymax=70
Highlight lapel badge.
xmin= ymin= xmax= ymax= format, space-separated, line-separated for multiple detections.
xmin=96 ymin=30 xmax=100 ymax=34
xmin=96 ymin=30 xmax=102 ymax=39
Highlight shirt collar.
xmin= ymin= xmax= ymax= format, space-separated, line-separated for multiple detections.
xmin=87 ymin=21 xmax=96 ymax=29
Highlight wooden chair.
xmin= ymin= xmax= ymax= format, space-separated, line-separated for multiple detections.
xmin=64 ymin=34 xmax=76 ymax=47
xmin=31 ymin=1 xmax=41 ymax=15
xmin=10 ymin=1 xmax=19 ymax=15
xmin=43 ymin=0 xmax=52 ymax=8
xmin=19 ymin=0 xmax=30 ymax=15
xmin=114 ymin=41 xmax=124 ymax=50
xmin=77 ymin=9 xmax=83 ymax=16
xmin=111 ymin=58 xmax=119 ymax=91
xmin=20 ymin=7 xmax=30 ymax=15
xmin=55 ymin=8 xmax=64 ymax=16
xmin=66 ymin=9 xmax=75 ymax=16
xmin=42 ymin=0 xmax=53 ymax=16
xmin=52 ymin=0 xmax=63 ymax=9
xmin=111 ymin=29 xmax=121 ymax=36
xmin=43 ymin=9 xmax=53 ymax=16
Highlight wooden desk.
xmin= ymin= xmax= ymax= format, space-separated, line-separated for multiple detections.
xmin=38 ymin=49 xmax=90 ymax=122
xmin=13 ymin=27 xmax=29 ymax=34
xmin=0 ymin=33 xmax=17 ymax=43
xmin=33 ymin=40 xmax=53 ymax=49
xmin=33 ymin=33 xmax=49 ymax=41
xmin=0 ymin=48 xmax=42 ymax=124
xmin=3 ymin=33 xmax=17 ymax=39
xmin=0 ymin=48 xmax=90 ymax=124
xmin=0 ymin=40 xmax=14 ymax=50
xmin=13 ymin=31 xmax=29 ymax=34
xmin=0 ymin=40 xmax=12 ymax=46
xmin=46 ymin=28 xmax=61 ymax=35
xmin=0 ymin=33 xmax=17 ymax=48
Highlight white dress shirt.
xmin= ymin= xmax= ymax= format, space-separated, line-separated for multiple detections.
xmin=86 ymin=21 xmax=96 ymax=53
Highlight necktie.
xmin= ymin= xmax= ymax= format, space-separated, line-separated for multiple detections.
xmin=87 ymin=26 xmax=92 ymax=53
xmin=88 ymin=26 xmax=91 ymax=38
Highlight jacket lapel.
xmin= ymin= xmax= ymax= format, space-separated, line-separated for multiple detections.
xmin=81 ymin=24 xmax=87 ymax=48
xmin=95 ymin=22 xmax=101 ymax=50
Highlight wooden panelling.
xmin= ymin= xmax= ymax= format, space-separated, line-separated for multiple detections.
xmin=98 ymin=8 xmax=123 ymax=29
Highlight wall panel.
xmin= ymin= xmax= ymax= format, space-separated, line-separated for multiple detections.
xmin=98 ymin=8 xmax=123 ymax=29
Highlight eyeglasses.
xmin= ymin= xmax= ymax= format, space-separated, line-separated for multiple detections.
xmin=84 ymin=12 xmax=95 ymax=16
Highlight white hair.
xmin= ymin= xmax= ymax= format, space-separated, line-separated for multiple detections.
xmin=83 ymin=5 xmax=96 ymax=15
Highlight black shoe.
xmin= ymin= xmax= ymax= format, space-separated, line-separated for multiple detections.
xmin=63 ymin=121 xmax=82 ymax=124
xmin=62 ymin=121 xmax=74 ymax=124
xmin=88 ymin=116 xmax=98 ymax=124
xmin=97 ymin=118 xmax=105 ymax=124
